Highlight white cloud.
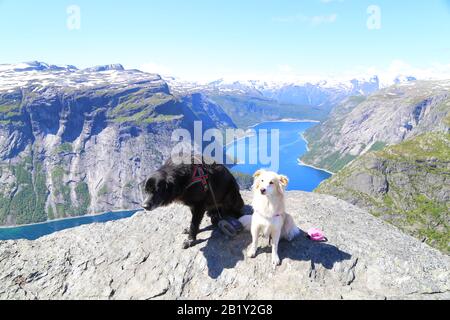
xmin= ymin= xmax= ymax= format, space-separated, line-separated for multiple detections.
xmin=139 ymin=62 xmax=172 ymax=76
xmin=273 ymin=13 xmax=338 ymax=26
xmin=308 ymin=14 xmax=337 ymax=26
xmin=332 ymin=59 xmax=450 ymax=86
xmin=320 ymin=0 xmax=344 ymax=3
xmin=137 ymin=59 xmax=450 ymax=85
xmin=277 ymin=64 xmax=294 ymax=74
xmin=238 ymin=60 xmax=450 ymax=85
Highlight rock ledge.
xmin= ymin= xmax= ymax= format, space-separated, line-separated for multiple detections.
xmin=0 ymin=192 xmax=448 ymax=300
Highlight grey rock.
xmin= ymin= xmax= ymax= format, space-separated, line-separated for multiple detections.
xmin=0 ymin=191 xmax=448 ymax=300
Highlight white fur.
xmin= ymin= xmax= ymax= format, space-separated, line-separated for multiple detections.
xmin=239 ymin=170 xmax=300 ymax=268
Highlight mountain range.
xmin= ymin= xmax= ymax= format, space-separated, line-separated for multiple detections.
xmin=165 ymin=75 xmax=412 ymax=128
xmin=301 ymin=80 xmax=450 ymax=172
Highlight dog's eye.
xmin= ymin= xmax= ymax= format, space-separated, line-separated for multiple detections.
xmin=270 ymin=181 xmax=274 ymax=185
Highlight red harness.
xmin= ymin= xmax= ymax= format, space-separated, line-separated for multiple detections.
xmin=187 ymin=164 xmax=242 ymax=237
xmin=190 ymin=165 xmax=209 ymax=192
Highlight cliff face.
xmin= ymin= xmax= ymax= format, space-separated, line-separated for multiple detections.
xmin=0 ymin=191 xmax=448 ymax=300
xmin=0 ymin=63 xmax=236 ymax=226
xmin=316 ymin=132 xmax=450 ymax=254
xmin=302 ymin=80 xmax=450 ymax=173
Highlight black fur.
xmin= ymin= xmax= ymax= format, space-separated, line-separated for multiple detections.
xmin=142 ymin=157 xmax=244 ymax=249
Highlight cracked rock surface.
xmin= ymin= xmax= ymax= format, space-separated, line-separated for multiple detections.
xmin=0 ymin=191 xmax=449 ymax=300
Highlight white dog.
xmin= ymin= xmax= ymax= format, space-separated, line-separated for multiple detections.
xmin=239 ymin=170 xmax=300 ymax=268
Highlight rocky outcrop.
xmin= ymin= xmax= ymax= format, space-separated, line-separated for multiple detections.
xmin=316 ymin=132 xmax=450 ymax=254
xmin=0 ymin=191 xmax=448 ymax=300
xmin=0 ymin=63 xmax=236 ymax=226
xmin=302 ymin=80 xmax=450 ymax=173
xmin=180 ymin=93 xmax=236 ymax=131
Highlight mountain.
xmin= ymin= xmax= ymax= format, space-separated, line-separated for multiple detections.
xmin=301 ymin=80 xmax=450 ymax=173
xmin=1 ymin=191 xmax=448 ymax=300
xmin=303 ymin=79 xmax=450 ymax=253
xmin=261 ymin=76 xmax=381 ymax=106
xmin=0 ymin=62 xmax=236 ymax=226
xmin=316 ymin=132 xmax=450 ymax=253
xmin=0 ymin=61 xmax=78 ymax=72
xmin=166 ymin=76 xmax=383 ymax=128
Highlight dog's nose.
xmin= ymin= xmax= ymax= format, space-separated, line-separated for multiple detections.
xmin=260 ymin=188 xmax=266 ymax=195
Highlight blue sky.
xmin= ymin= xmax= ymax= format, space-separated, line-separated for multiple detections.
xmin=1 ymin=0 xmax=450 ymax=81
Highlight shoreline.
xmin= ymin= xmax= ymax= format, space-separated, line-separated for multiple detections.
xmin=297 ymin=158 xmax=335 ymax=175
xmin=0 ymin=208 xmax=143 ymax=230
xmin=298 ymin=131 xmax=334 ymax=175
xmin=225 ymin=118 xmax=319 ymax=148
xmin=247 ymin=118 xmax=321 ymax=129
xmin=279 ymin=118 xmax=321 ymax=123
xmin=226 ymin=119 xmax=334 ymax=175
xmin=300 ymin=132 xmax=310 ymax=152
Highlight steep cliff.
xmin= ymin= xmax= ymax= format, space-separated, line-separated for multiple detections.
xmin=0 ymin=62 xmax=235 ymax=226
xmin=316 ymin=132 xmax=450 ymax=253
xmin=302 ymin=80 xmax=450 ymax=173
xmin=0 ymin=191 xmax=448 ymax=300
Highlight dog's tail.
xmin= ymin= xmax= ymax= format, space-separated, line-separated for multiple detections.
xmin=239 ymin=215 xmax=252 ymax=231
xmin=282 ymin=214 xmax=301 ymax=241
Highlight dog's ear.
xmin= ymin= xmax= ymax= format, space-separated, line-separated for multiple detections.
xmin=253 ymin=170 xmax=265 ymax=179
xmin=279 ymin=175 xmax=289 ymax=187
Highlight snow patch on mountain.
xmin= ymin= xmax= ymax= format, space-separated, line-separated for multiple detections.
xmin=0 ymin=62 xmax=164 ymax=93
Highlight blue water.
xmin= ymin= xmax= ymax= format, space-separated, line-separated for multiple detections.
xmin=226 ymin=121 xmax=332 ymax=191
xmin=0 ymin=210 xmax=139 ymax=241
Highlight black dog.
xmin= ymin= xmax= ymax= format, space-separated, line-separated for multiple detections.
xmin=142 ymin=157 xmax=244 ymax=249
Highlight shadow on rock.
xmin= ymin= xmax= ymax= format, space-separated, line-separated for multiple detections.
xmin=279 ymin=229 xmax=352 ymax=270
xmin=200 ymin=228 xmax=252 ymax=279
xmin=201 ymin=206 xmax=351 ymax=279
xmin=200 ymin=205 xmax=253 ymax=279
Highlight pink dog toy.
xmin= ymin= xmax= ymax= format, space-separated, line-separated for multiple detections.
xmin=307 ymin=228 xmax=328 ymax=242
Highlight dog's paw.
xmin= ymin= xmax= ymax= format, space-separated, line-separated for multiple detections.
xmin=182 ymin=239 xmax=194 ymax=249
xmin=247 ymin=248 xmax=257 ymax=258
xmin=272 ymin=256 xmax=281 ymax=268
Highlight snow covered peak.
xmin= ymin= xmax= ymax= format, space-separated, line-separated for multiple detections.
xmin=83 ymin=64 xmax=125 ymax=72
xmin=393 ymin=75 xmax=417 ymax=84
xmin=0 ymin=62 xmax=164 ymax=93
xmin=0 ymin=61 xmax=78 ymax=73
xmin=165 ymin=74 xmax=384 ymax=97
